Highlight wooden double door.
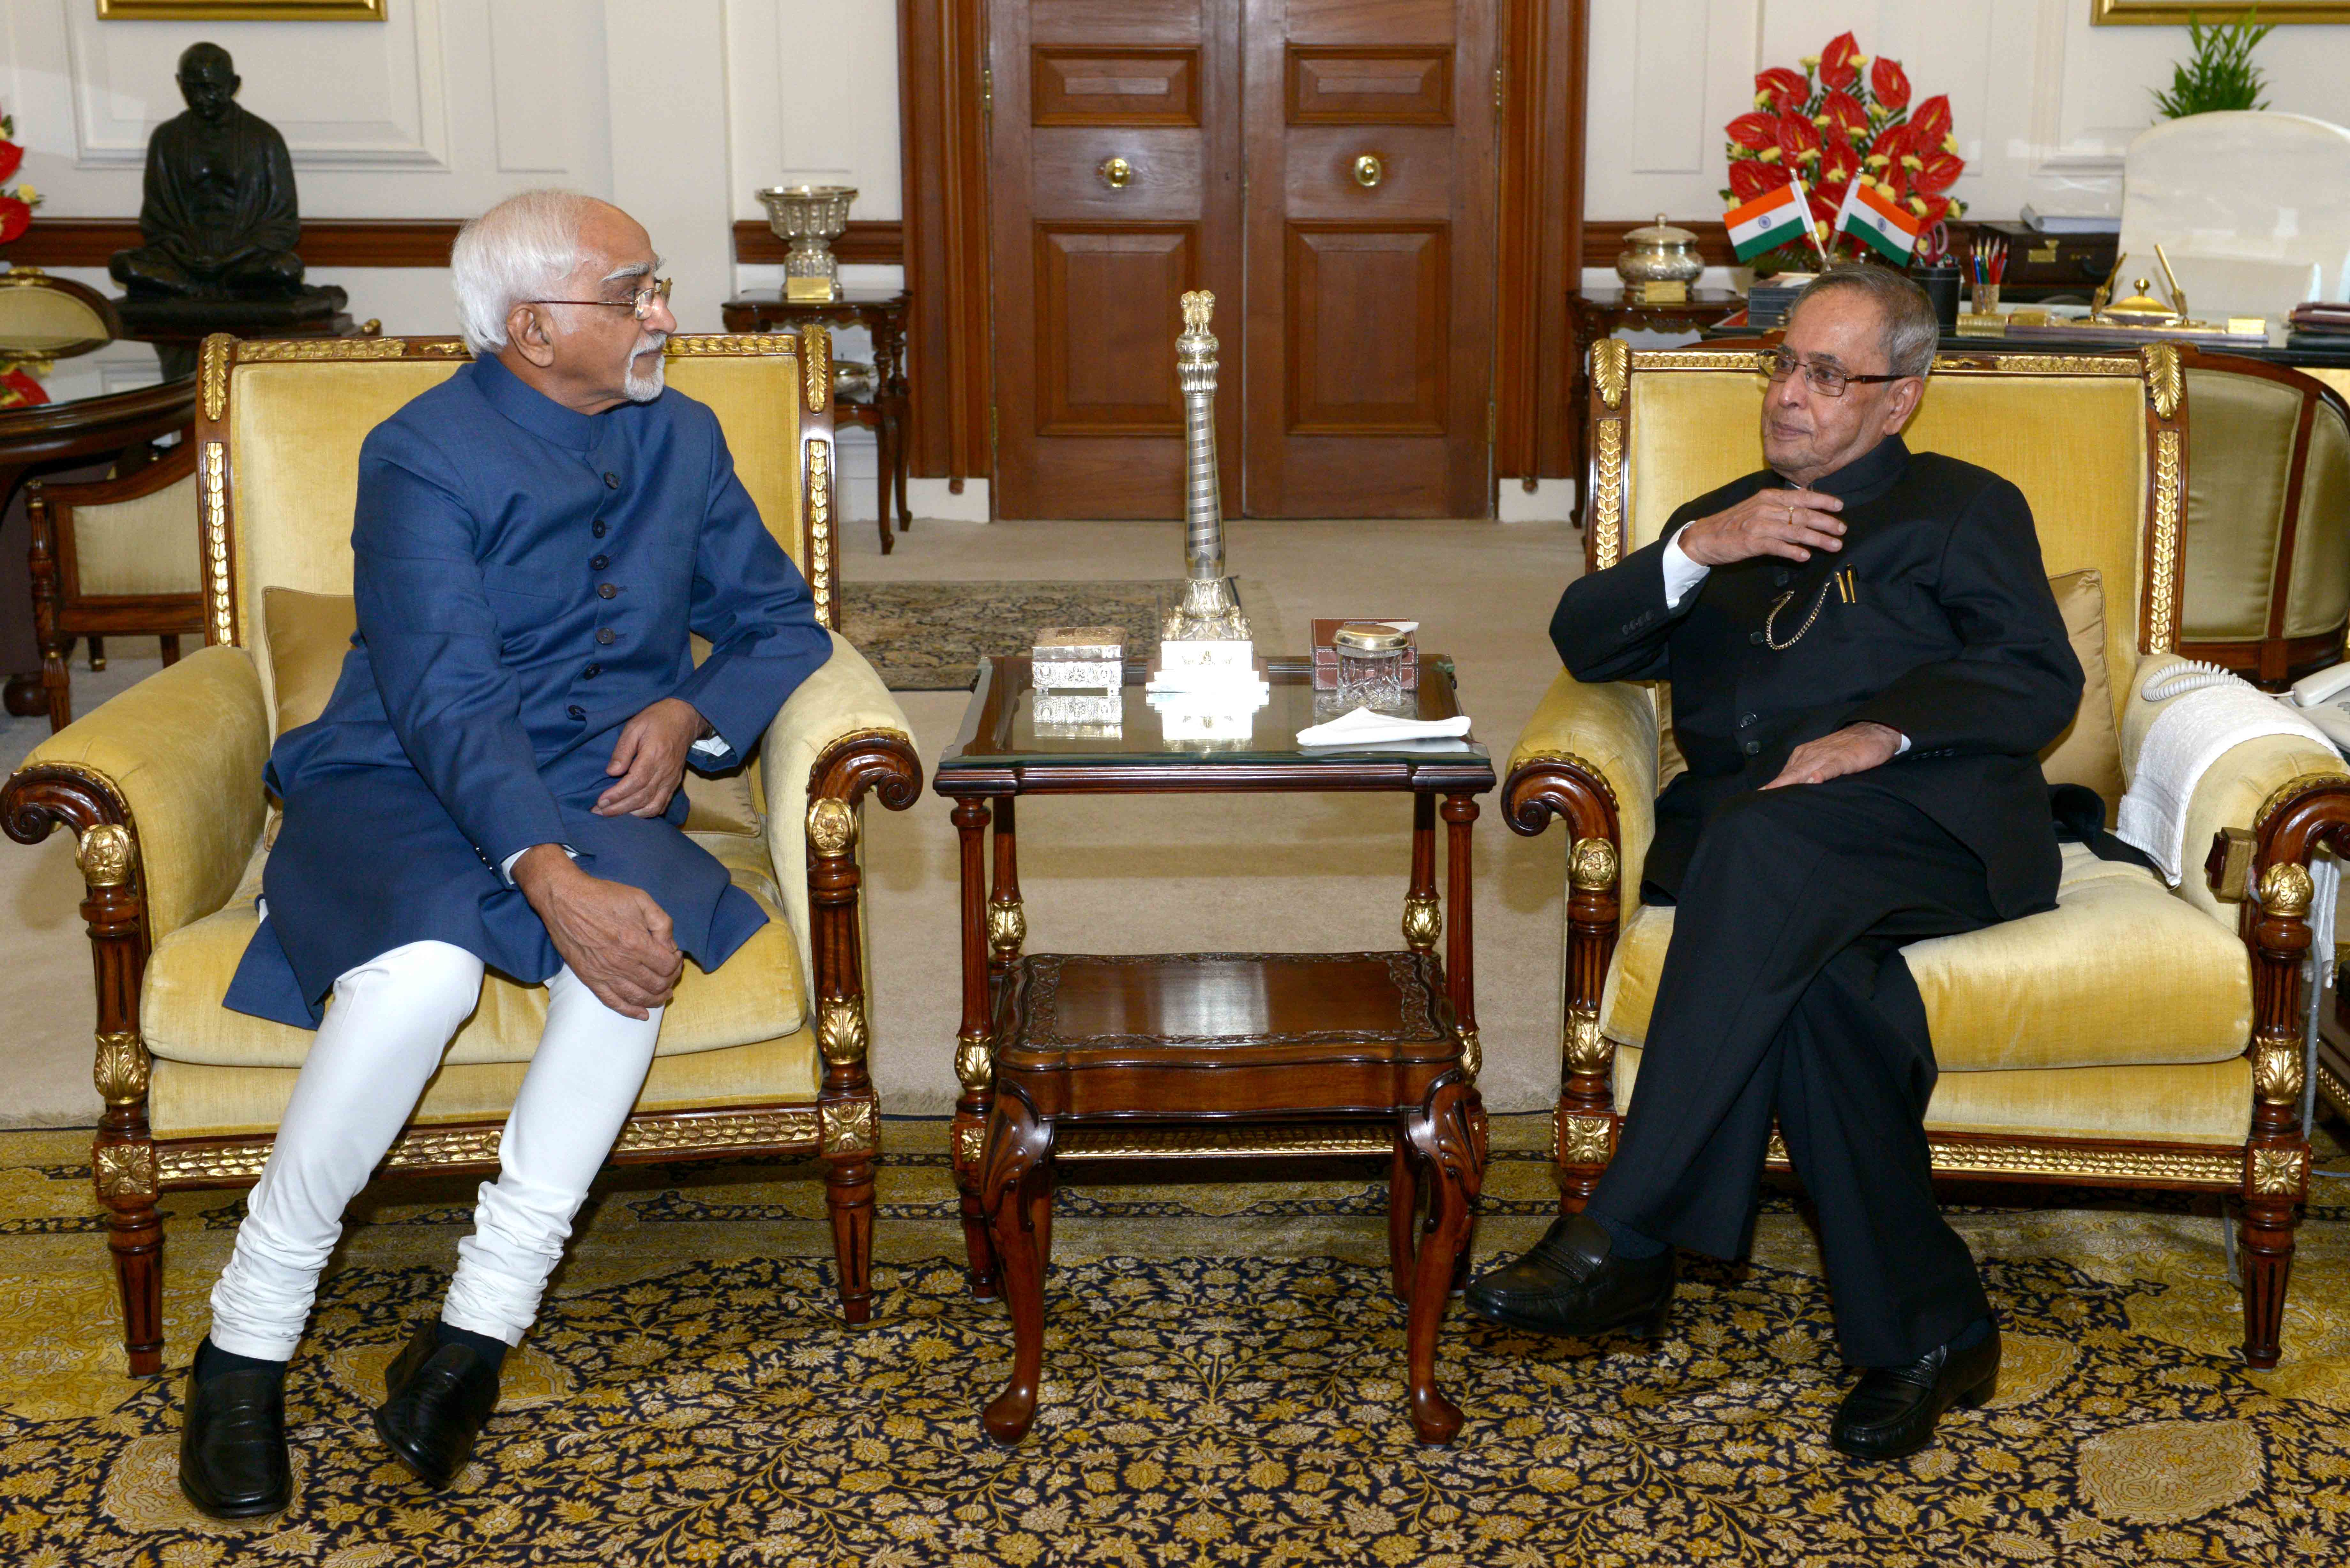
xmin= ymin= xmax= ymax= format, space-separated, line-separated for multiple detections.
xmin=989 ymin=0 xmax=1497 ymax=520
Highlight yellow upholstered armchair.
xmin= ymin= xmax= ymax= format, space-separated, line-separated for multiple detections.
xmin=1507 ymin=339 xmax=2349 ymax=1366
xmin=2176 ymin=350 xmax=2350 ymax=687
xmin=2 ymin=330 xmax=922 ymax=1376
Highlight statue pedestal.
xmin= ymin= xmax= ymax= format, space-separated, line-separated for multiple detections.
xmin=115 ymin=286 xmax=359 ymax=380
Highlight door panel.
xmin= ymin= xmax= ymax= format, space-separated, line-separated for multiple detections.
xmin=1035 ymin=226 xmax=1196 ymax=434
xmin=1243 ymin=0 xmax=1494 ymax=516
xmin=1284 ymin=223 xmax=1448 ymax=435
xmin=1287 ymin=46 xmax=1452 ymax=123
xmin=1034 ymin=49 xmax=1202 ymax=126
xmin=991 ymin=0 xmax=1242 ymax=519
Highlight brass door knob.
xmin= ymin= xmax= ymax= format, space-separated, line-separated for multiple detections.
xmin=1100 ymin=156 xmax=1133 ymax=189
xmin=1352 ymin=152 xmax=1384 ymax=188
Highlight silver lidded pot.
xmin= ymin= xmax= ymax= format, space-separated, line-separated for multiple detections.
xmin=1615 ymin=214 xmax=1705 ymax=289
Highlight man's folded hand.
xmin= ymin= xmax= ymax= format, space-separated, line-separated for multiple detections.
xmin=595 ymin=696 xmax=706 ymax=819
xmin=512 ymin=844 xmax=683 ymax=1018
xmin=1763 ymin=722 xmax=1905 ymax=789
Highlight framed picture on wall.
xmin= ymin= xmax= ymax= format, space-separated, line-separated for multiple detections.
xmin=2094 ymin=0 xmax=2350 ymax=20
xmin=95 ymin=1 xmax=385 ymax=19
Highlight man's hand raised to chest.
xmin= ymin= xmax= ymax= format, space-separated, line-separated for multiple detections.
xmin=1678 ymin=487 xmax=1846 ymax=566
xmin=594 ymin=696 xmax=708 ymax=818
xmin=511 ymin=844 xmax=684 ymax=1018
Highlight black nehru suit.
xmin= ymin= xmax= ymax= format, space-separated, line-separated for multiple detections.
xmin=1554 ymin=433 xmax=2082 ymax=1367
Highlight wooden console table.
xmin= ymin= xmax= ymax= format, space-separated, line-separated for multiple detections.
xmin=1564 ymin=288 xmax=1745 ymax=523
xmin=720 ymin=288 xmax=910 ymax=554
xmin=935 ymin=653 xmax=1497 ymax=1447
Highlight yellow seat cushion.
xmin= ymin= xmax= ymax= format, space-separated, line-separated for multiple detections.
xmin=1613 ymin=1045 xmax=2252 ymax=1146
xmin=142 ymin=832 xmax=803 ymax=1069
xmin=149 ymin=1026 xmax=820 ymax=1141
xmin=1599 ymin=844 xmax=2251 ymax=1072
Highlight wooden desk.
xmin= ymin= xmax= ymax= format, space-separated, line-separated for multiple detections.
xmin=934 ymin=654 xmax=1497 ymax=1447
xmin=720 ymin=289 xmax=910 ymax=554
xmin=1565 ymin=288 xmax=1745 ymax=523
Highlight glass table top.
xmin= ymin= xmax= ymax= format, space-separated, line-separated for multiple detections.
xmin=938 ymin=654 xmax=1493 ymax=778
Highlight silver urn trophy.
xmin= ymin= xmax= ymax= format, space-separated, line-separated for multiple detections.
xmin=755 ymin=184 xmax=857 ymax=302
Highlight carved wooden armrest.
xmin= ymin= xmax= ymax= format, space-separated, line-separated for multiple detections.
xmin=758 ymin=634 xmax=923 ymax=1174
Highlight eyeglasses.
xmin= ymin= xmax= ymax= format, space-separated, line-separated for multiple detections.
xmin=1763 ymin=346 xmax=1906 ymax=399
xmin=528 ymin=277 xmax=673 ymax=321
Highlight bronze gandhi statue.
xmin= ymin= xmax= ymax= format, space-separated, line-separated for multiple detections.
xmin=110 ymin=43 xmax=305 ymax=298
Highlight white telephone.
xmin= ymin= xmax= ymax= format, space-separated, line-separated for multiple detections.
xmin=2286 ymin=661 xmax=2350 ymax=752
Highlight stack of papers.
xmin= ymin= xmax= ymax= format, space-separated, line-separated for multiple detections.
xmin=1295 ymin=706 xmax=1472 ymax=748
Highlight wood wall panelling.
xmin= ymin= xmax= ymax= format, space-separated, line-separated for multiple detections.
xmin=1494 ymin=0 xmax=1589 ymax=484
xmin=898 ymin=0 xmax=994 ymax=490
xmin=731 ymin=219 xmax=906 ymax=267
xmin=11 ymin=218 xmax=465 ymax=269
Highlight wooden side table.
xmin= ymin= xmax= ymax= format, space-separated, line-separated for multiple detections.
xmin=720 ymin=289 xmax=910 ymax=554
xmin=935 ymin=654 xmax=1497 ymax=1447
xmin=1564 ymin=288 xmax=1744 ymax=524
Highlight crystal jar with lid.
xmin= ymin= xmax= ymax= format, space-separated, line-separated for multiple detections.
xmin=1332 ymin=622 xmax=1413 ymax=712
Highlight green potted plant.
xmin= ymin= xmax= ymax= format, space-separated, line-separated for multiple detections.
xmin=2153 ymin=8 xmax=2273 ymax=118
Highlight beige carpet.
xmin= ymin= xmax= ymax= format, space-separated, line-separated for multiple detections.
xmin=0 ymin=517 xmax=1583 ymax=1126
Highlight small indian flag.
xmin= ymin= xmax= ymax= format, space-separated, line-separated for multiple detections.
xmin=1724 ymin=179 xmax=1814 ymax=263
xmin=1837 ymin=181 xmax=1922 ymax=263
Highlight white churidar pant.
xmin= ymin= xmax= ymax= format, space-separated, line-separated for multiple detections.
xmin=207 ymin=939 xmax=663 ymax=1360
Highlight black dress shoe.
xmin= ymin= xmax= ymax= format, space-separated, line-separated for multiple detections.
xmin=1832 ymin=1324 xmax=2001 ymax=1460
xmin=373 ymin=1322 xmax=502 ymax=1489
xmin=178 ymin=1350 xmax=290 ymax=1520
xmin=1463 ymin=1212 xmax=1675 ymax=1339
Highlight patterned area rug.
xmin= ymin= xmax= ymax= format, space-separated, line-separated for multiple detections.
xmin=3 ymin=1118 xmax=2347 ymax=1566
xmin=836 ymin=579 xmax=1264 ymax=691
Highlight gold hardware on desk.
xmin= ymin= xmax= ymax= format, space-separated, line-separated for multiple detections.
xmin=1352 ymin=152 xmax=1384 ymax=188
xmin=1100 ymin=156 xmax=1133 ymax=189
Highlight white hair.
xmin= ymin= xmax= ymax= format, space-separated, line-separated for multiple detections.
xmin=450 ymin=189 xmax=600 ymax=355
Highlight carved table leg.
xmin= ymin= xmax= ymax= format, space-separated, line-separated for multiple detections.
xmin=1401 ymin=1076 xmax=1484 ymax=1445
xmin=1387 ymin=1134 xmax=1420 ymax=1305
xmin=980 ymin=1089 xmax=1055 ymax=1445
xmin=1403 ymin=793 xmax=1439 ymax=957
xmin=1443 ymin=794 xmax=1481 ymax=1077
xmin=950 ymin=797 xmax=999 ymax=1296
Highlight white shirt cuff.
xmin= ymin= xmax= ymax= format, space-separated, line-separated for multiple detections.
xmin=690 ymin=734 xmax=733 ymax=764
xmin=500 ymin=843 xmax=578 ymax=884
xmin=1661 ymin=531 xmax=1711 ymax=610
xmin=1894 ymin=733 xmax=1911 ymax=755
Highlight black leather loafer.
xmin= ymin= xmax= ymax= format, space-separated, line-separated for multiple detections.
xmin=1832 ymin=1324 xmax=2001 ymax=1460
xmin=178 ymin=1352 xmax=291 ymax=1520
xmin=373 ymin=1322 xmax=502 ymax=1489
xmin=1463 ymin=1212 xmax=1676 ymax=1339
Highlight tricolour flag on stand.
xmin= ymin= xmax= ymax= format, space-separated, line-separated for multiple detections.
xmin=1724 ymin=178 xmax=1814 ymax=263
xmin=1836 ymin=182 xmax=1922 ymax=263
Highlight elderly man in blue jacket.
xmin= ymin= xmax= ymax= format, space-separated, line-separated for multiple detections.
xmin=178 ymin=190 xmax=832 ymax=1520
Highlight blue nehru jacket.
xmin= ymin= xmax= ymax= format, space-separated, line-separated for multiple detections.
xmin=224 ymin=352 xmax=832 ymax=1028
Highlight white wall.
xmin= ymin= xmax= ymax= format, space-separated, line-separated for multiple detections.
xmin=0 ymin=0 xmax=905 ymax=516
xmin=1586 ymin=0 xmax=2350 ymax=229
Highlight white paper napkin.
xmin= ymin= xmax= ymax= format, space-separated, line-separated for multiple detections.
xmin=1295 ymin=706 xmax=1473 ymax=748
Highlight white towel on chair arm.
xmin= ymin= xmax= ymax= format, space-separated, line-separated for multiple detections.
xmin=2115 ymin=682 xmax=2332 ymax=884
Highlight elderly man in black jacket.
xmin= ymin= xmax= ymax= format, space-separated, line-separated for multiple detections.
xmin=1467 ymin=266 xmax=2083 ymax=1459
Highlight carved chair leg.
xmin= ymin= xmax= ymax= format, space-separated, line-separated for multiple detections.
xmin=825 ymin=1144 xmax=877 ymax=1326
xmin=108 ymin=1196 xmax=166 ymax=1376
xmin=979 ymin=1092 xmax=1053 ymax=1446
xmin=1402 ymin=1078 xmax=1484 ymax=1447
xmin=2239 ymin=1192 xmax=2298 ymax=1368
xmin=159 ymin=635 xmax=182 ymax=667
xmin=87 ymin=635 xmax=105 ymax=673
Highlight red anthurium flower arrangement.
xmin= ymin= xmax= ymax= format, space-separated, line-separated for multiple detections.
xmin=0 ymin=103 xmax=39 ymax=249
xmin=1722 ymin=33 xmax=1966 ymax=275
